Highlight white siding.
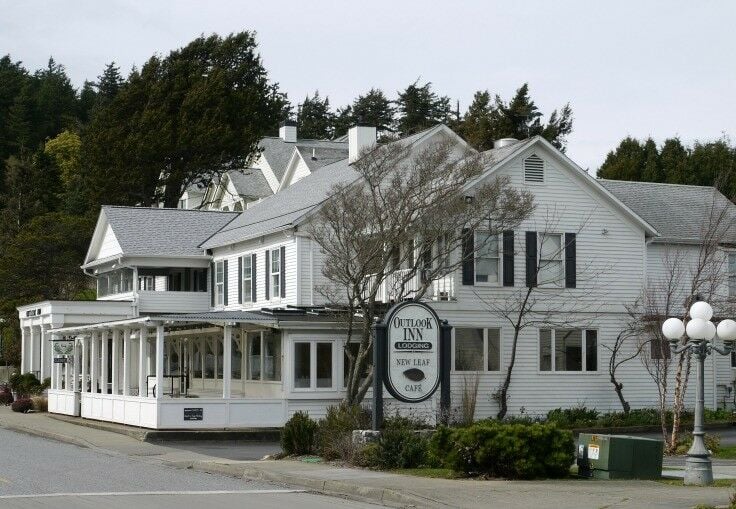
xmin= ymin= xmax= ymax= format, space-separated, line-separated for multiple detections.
xmin=97 ymin=224 xmax=122 ymax=260
xmin=138 ymin=291 xmax=210 ymax=314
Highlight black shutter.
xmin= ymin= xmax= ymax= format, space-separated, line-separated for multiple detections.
xmin=238 ymin=257 xmax=243 ymax=304
xmin=461 ymin=228 xmax=474 ymax=285
xmin=565 ymin=232 xmax=576 ymax=288
xmin=210 ymin=262 xmax=215 ymax=307
xmin=280 ymin=246 xmax=286 ymax=298
xmin=251 ymin=253 xmax=257 ymax=302
xmin=223 ymin=260 xmax=229 ymax=306
xmin=503 ymin=230 xmax=514 ymax=287
xmin=265 ymin=250 xmax=270 ymax=300
xmin=525 ymin=231 xmax=537 ymax=287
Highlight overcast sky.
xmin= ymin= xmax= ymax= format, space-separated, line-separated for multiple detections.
xmin=1 ymin=0 xmax=734 ymax=172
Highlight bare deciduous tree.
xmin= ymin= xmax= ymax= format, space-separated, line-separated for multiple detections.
xmin=307 ymin=139 xmax=535 ymax=405
xmin=479 ymin=208 xmax=606 ymax=419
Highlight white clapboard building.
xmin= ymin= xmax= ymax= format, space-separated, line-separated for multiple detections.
xmin=17 ymin=121 xmax=736 ymax=429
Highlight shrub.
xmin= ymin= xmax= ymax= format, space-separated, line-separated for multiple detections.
xmin=445 ymin=421 xmax=574 ymax=479
xmin=353 ymin=442 xmax=381 ymax=468
xmin=427 ymin=425 xmax=455 ymax=468
xmin=11 ymin=398 xmax=33 ymax=413
xmin=316 ymin=404 xmax=371 ymax=461
xmin=0 ymin=385 xmax=13 ymax=406
xmin=676 ymin=433 xmax=721 ymax=455
xmin=373 ymin=417 xmax=427 ymax=469
xmin=546 ymin=406 xmax=599 ymax=428
xmin=31 ymin=396 xmax=48 ymax=412
xmin=281 ymin=411 xmax=317 ymax=456
xmin=9 ymin=373 xmax=48 ymax=398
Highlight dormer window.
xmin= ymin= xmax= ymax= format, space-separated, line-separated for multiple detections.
xmin=524 ymin=154 xmax=544 ymax=183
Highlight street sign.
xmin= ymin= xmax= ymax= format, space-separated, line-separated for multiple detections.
xmin=184 ymin=407 xmax=203 ymax=421
xmin=384 ymin=301 xmax=441 ymax=403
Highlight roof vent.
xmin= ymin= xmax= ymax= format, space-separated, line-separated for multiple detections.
xmin=524 ymin=154 xmax=544 ymax=183
xmin=311 ymin=148 xmax=317 ymax=160
xmin=494 ymin=138 xmax=519 ymax=149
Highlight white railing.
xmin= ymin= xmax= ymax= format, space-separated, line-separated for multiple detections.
xmin=363 ymin=269 xmax=455 ymax=303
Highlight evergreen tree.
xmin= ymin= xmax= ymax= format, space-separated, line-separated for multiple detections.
xmin=297 ymin=91 xmax=333 ymax=139
xmin=77 ymin=80 xmax=97 ymax=123
xmin=395 ymin=80 xmax=452 ymax=136
xmin=659 ymin=138 xmax=689 ymax=184
xmin=0 ymin=55 xmax=30 ymax=164
xmin=82 ymin=32 xmax=289 ymax=208
xmin=458 ymin=90 xmax=495 ymax=150
xmin=332 ymin=105 xmax=353 ymax=139
xmin=596 ymin=137 xmax=647 ymax=181
xmin=352 ymin=88 xmax=394 ymax=133
xmin=640 ymin=138 xmax=664 ymax=182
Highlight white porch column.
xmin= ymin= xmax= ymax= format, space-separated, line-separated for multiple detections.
xmin=50 ymin=333 xmax=58 ymax=390
xmin=101 ymin=330 xmax=109 ymax=394
xmin=111 ymin=330 xmax=120 ymax=395
xmin=20 ymin=327 xmax=27 ymax=373
xmin=138 ymin=326 xmax=147 ymax=397
xmin=39 ymin=325 xmax=47 ymax=380
xmin=30 ymin=325 xmax=39 ymax=375
xmin=81 ymin=336 xmax=88 ymax=393
xmin=200 ymin=337 xmax=205 ymax=389
xmin=155 ymin=324 xmax=164 ymax=400
xmin=90 ymin=332 xmax=98 ymax=393
xmin=73 ymin=338 xmax=80 ymax=393
xmin=222 ymin=325 xmax=231 ymax=399
xmin=123 ymin=329 xmax=131 ymax=396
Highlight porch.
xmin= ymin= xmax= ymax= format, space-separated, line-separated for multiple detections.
xmin=48 ymin=313 xmax=289 ymax=429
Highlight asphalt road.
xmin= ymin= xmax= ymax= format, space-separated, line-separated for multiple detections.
xmin=0 ymin=429 xmax=377 ymax=509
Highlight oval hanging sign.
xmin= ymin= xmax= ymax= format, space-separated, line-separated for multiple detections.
xmin=383 ymin=301 xmax=441 ymax=403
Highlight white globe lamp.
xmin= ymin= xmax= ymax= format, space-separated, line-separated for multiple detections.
xmin=662 ymin=318 xmax=685 ymax=340
xmin=717 ymin=319 xmax=736 ymax=341
xmin=704 ymin=320 xmax=717 ymax=341
xmin=686 ymin=318 xmax=708 ymax=340
xmin=690 ymin=301 xmax=714 ymax=321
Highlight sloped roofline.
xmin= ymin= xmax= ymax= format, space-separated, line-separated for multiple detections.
xmin=466 ymin=136 xmax=660 ymax=238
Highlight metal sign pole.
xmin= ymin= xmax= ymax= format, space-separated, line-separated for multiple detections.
xmin=372 ymin=319 xmax=386 ymax=431
xmin=440 ymin=320 xmax=452 ymax=425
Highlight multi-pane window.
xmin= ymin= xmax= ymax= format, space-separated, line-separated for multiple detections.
xmin=246 ymin=331 xmax=281 ymax=381
xmin=242 ymin=255 xmax=253 ymax=302
xmin=475 ymin=232 xmax=500 ymax=284
xmin=270 ymin=248 xmax=281 ymax=298
xmin=293 ymin=341 xmax=334 ymax=390
xmin=215 ymin=261 xmax=225 ymax=306
xmin=538 ymin=233 xmax=563 ymax=286
xmin=729 ymin=253 xmax=736 ymax=297
xmin=97 ymin=268 xmax=135 ymax=297
xmin=454 ymin=328 xmax=501 ymax=371
xmin=539 ymin=329 xmax=597 ymax=372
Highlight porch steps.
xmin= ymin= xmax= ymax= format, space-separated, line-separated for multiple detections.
xmin=46 ymin=414 xmax=280 ymax=442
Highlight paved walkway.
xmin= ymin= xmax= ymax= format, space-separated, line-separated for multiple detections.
xmin=0 ymin=408 xmax=734 ymax=508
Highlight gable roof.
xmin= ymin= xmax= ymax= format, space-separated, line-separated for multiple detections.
xmin=227 ymin=169 xmax=273 ymax=199
xmin=295 ymin=145 xmax=349 ymax=172
xmin=599 ymin=179 xmax=736 ymax=243
xmin=259 ymin=137 xmax=347 ymax=181
xmin=83 ymin=206 xmax=238 ymax=267
xmin=201 ymin=159 xmax=359 ymax=249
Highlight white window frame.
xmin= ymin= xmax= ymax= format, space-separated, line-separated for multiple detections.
xmin=241 ymin=255 xmax=253 ymax=303
xmin=538 ymin=328 xmax=598 ymax=373
xmin=452 ymin=327 xmax=502 ymax=373
xmin=728 ymin=252 xmax=736 ymax=298
xmin=538 ymin=232 xmax=564 ymax=287
xmin=270 ymin=248 xmax=281 ymax=299
xmin=474 ymin=232 xmax=501 ymax=285
xmin=245 ymin=330 xmax=281 ymax=382
xmin=292 ymin=340 xmax=336 ymax=391
xmin=215 ymin=260 xmax=225 ymax=306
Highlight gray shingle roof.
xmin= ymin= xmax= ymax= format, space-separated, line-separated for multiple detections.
xmin=260 ymin=137 xmax=347 ymax=181
xmin=201 ymin=159 xmax=358 ymax=248
xmin=101 ymin=206 xmax=238 ymax=258
xmin=227 ymin=169 xmax=273 ymax=199
xmin=599 ymin=179 xmax=736 ymax=243
xmin=295 ymin=145 xmax=348 ymax=171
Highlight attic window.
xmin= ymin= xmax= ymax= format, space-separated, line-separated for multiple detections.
xmin=524 ymin=154 xmax=544 ymax=183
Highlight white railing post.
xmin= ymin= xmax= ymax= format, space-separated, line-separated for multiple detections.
xmin=138 ymin=325 xmax=147 ymax=397
xmin=101 ymin=330 xmax=109 ymax=394
xmin=123 ymin=328 xmax=131 ymax=396
xmin=155 ymin=324 xmax=164 ymax=400
xmin=222 ymin=325 xmax=232 ymax=399
xmin=111 ymin=329 xmax=120 ymax=395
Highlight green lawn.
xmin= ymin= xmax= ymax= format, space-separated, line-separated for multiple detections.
xmin=391 ymin=468 xmax=460 ymax=479
xmin=715 ymin=445 xmax=736 ymax=459
xmin=658 ymin=477 xmax=736 ymax=488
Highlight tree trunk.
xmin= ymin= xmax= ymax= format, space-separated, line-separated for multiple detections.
xmin=497 ymin=327 xmax=521 ymax=420
xmin=611 ymin=377 xmax=630 ymax=415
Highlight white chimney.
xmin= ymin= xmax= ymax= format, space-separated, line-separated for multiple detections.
xmin=494 ymin=138 xmax=519 ymax=149
xmin=279 ymin=120 xmax=297 ymax=143
xmin=348 ymin=124 xmax=377 ymax=163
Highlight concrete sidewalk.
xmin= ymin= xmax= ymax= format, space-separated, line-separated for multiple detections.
xmin=0 ymin=408 xmax=733 ymax=509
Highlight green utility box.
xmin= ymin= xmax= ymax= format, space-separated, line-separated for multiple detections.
xmin=577 ymin=434 xmax=664 ymax=480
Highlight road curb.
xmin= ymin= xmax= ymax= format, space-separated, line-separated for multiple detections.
xmin=236 ymin=463 xmax=423 ymax=508
xmin=0 ymin=422 xmax=92 ymax=449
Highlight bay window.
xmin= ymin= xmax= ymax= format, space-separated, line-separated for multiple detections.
xmin=454 ymin=328 xmax=501 ymax=371
xmin=539 ymin=328 xmax=597 ymax=372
